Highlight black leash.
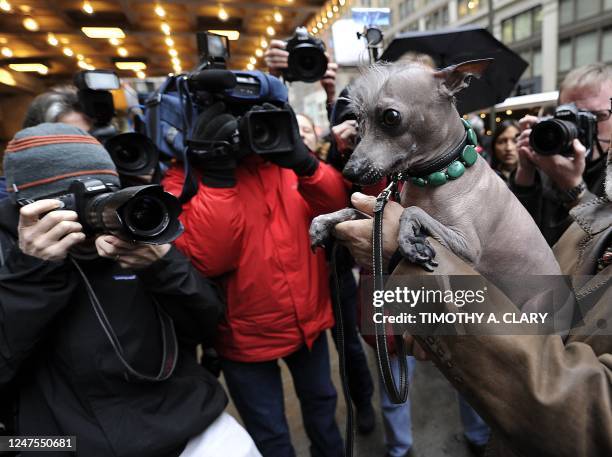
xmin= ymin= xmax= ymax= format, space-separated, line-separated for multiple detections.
xmin=330 ymin=242 xmax=354 ymax=457
xmin=372 ymin=178 xmax=409 ymax=404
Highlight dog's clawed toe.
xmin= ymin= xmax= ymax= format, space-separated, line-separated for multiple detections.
xmin=398 ymin=232 xmax=438 ymax=272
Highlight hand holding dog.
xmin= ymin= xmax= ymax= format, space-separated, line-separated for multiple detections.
xmin=334 ymin=192 xmax=403 ymax=269
xmin=516 ymin=114 xmax=587 ymax=191
xmin=18 ymin=199 xmax=86 ymax=262
xmin=95 ymin=235 xmax=170 ymax=269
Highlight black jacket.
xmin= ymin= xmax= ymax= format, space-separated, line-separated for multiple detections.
xmin=509 ymin=152 xmax=607 ymax=246
xmin=0 ymin=199 xmax=228 ymax=456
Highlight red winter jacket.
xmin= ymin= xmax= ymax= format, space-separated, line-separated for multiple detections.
xmin=163 ymin=156 xmax=348 ymax=362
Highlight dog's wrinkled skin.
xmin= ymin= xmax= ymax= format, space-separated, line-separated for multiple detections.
xmin=310 ymin=60 xmax=561 ymax=289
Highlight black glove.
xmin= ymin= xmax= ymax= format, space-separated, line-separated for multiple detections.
xmin=192 ymin=102 xmax=239 ymax=188
xmin=253 ymin=103 xmax=319 ymax=177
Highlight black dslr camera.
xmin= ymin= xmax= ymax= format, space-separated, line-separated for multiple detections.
xmin=74 ymin=70 xmax=160 ymax=179
xmin=283 ymin=27 xmax=328 ymax=83
xmin=529 ymin=103 xmax=598 ymax=156
xmin=52 ymin=179 xmax=183 ymax=244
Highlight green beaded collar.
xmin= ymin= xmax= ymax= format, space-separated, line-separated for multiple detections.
xmin=404 ymin=118 xmax=479 ymax=188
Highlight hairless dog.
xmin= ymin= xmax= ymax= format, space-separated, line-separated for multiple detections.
xmin=310 ymin=59 xmax=562 ymax=309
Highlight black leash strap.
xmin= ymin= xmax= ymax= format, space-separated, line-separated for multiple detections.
xmin=372 ymin=179 xmax=409 ymax=404
xmin=330 ymin=243 xmax=354 ymax=457
xmin=71 ymin=258 xmax=178 ymax=383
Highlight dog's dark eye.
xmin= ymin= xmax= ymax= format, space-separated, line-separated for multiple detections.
xmin=381 ymin=109 xmax=401 ymax=127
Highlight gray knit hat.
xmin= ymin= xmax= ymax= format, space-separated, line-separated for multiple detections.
xmin=3 ymin=122 xmax=120 ymax=203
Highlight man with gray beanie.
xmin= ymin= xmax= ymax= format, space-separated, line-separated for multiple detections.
xmin=0 ymin=123 xmax=261 ymax=456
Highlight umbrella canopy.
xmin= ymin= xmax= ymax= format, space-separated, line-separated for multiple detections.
xmin=380 ymin=26 xmax=528 ymax=114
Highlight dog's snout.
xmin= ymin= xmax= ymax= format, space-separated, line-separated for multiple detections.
xmin=342 ymin=163 xmax=361 ymax=183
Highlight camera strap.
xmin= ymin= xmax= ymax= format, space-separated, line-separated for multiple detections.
xmin=372 ymin=179 xmax=409 ymax=404
xmin=71 ymin=258 xmax=178 ymax=383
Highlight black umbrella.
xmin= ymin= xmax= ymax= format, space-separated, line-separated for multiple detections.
xmin=380 ymin=25 xmax=528 ymax=114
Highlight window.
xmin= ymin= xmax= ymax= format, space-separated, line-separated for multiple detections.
xmin=576 ymin=0 xmax=600 ymax=20
xmin=603 ymin=29 xmax=612 ymax=62
xmin=500 ymin=6 xmax=542 ymax=44
xmin=559 ymin=40 xmax=572 ymax=72
xmin=520 ymin=51 xmax=533 ymax=79
xmin=606 ymin=0 xmax=612 ymax=11
xmin=532 ymin=49 xmax=542 ymax=77
xmin=575 ymin=32 xmax=598 ymax=67
xmin=502 ymin=19 xmax=513 ymax=43
xmin=458 ymin=0 xmax=481 ymax=18
xmin=559 ymin=0 xmax=574 ymax=25
xmin=514 ymin=11 xmax=533 ymax=41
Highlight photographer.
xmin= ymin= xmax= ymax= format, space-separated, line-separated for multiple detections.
xmin=511 ymin=63 xmax=612 ymax=245
xmin=162 ymin=99 xmax=348 ymax=457
xmin=0 ymin=123 xmax=260 ymax=456
xmin=22 ymin=85 xmax=93 ymax=131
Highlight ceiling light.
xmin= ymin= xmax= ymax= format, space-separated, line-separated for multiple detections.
xmin=273 ymin=10 xmax=283 ymax=23
xmin=160 ymin=22 xmax=171 ymax=35
xmin=109 ymin=37 xmax=120 ymax=46
xmin=171 ymin=57 xmax=180 ymax=65
xmin=218 ymin=5 xmax=228 ymax=21
xmin=78 ymin=60 xmax=94 ymax=70
xmin=266 ymin=26 xmax=275 ymax=36
xmin=208 ymin=30 xmax=240 ymax=40
xmin=81 ymin=27 xmax=125 ymax=39
xmin=136 ymin=70 xmax=146 ymax=79
xmin=115 ymin=61 xmax=147 ymax=71
xmin=63 ymin=47 xmax=74 ymax=57
xmin=165 ymin=37 xmax=174 ymax=47
xmin=47 ymin=33 xmax=58 ymax=46
xmin=339 ymin=0 xmax=345 ymax=5
xmin=0 ymin=69 xmax=16 ymax=86
xmin=18 ymin=4 xmax=30 ymax=13
xmin=0 ymin=0 xmax=11 ymax=12
xmin=154 ymin=4 xmax=165 ymax=17
xmin=82 ymin=0 xmax=94 ymax=14
xmin=168 ymin=48 xmax=178 ymax=57
xmin=246 ymin=63 xmax=254 ymax=71
xmin=312 ymin=26 xmax=318 ymax=33
xmin=9 ymin=63 xmax=49 ymax=74
xmin=260 ymin=38 xmax=268 ymax=48
xmin=322 ymin=17 xmax=328 ymax=24
xmin=60 ymin=37 xmax=69 ymax=44
xmin=23 ymin=17 xmax=39 ymax=31
xmin=0 ymin=37 xmax=6 ymax=44
xmin=332 ymin=5 xmax=338 ymax=12
xmin=117 ymin=47 xmax=128 ymax=57
xmin=249 ymin=57 xmax=256 ymax=64
xmin=76 ymin=54 xmax=84 ymax=60
xmin=173 ymin=65 xmax=182 ymax=73
xmin=1 ymin=47 xmax=12 ymax=57
xmin=317 ymin=21 xmax=323 ymax=28
xmin=255 ymin=48 xmax=263 ymax=57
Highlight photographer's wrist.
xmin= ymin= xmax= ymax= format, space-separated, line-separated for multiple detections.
xmin=514 ymin=164 xmax=536 ymax=187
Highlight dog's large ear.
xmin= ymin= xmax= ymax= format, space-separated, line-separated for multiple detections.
xmin=434 ymin=58 xmax=493 ymax=97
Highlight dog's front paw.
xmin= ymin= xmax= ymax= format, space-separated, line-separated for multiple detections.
xmin=398 ymin=232 xmax=438 ymax=272
xmin=309 ymin=215 xmax=334 ymax=251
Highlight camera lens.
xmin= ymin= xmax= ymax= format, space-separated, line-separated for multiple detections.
xmin=105 ymin=132 xmax=159 ymax=176
xmin=123 ymin=195 xmax=170 ymax=237
xmin=530 ymin=119 xmax=578 ymax=156
xmin=251 ymin=118 xmax=279 ymax=150
xmin=288 ymin=45 xmax=328 ymax=83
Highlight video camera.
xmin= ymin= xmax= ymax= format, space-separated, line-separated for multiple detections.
xmin=529 ymin=103 xmax=598 ymax=156
xmin=283 ymin=27 xmax=328 ymax=83
xmin=184 ymin=32 xmax=296 ymax=164
xmin=74 ymin=70 xmax=160 ymax=179
xmin=48 ymin=178 xmax=183 ymax=245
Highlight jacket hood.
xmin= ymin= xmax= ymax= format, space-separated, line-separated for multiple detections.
xmin=0 ymin=198 xmax=19 ymax=238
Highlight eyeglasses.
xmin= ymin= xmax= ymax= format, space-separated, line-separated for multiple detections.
xmin=591 ymin=109 xmax=612 ymax=122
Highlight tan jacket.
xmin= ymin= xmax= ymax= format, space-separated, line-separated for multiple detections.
xmin=394 ymin=197 xmax=612 ymax=457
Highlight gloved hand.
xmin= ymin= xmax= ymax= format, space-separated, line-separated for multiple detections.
xmin=252 ymin=103 xmax=319 ymax=176
xmin=192 ymin=101 xmax=239 ymax=188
